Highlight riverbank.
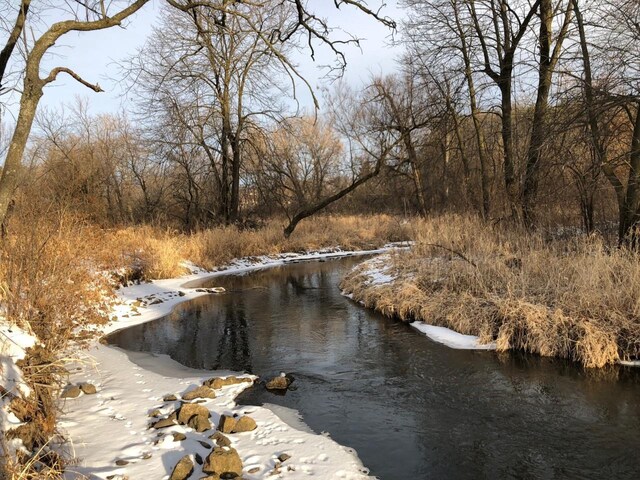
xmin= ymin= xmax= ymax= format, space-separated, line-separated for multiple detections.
xmin=8 ymin=248 xmax=407 ymax=480
xmin=340 ymin=215 xmax=640 ymax=369
xmin=0 ymin=214 xmax=412 ymax=477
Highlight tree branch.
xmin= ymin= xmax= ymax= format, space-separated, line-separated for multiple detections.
xmin=43 ymin=67 xmax=104 ymax=92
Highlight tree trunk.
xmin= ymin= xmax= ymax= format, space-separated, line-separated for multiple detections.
xmin=283 ymin=160 xmax=383 ymax=238
xmin=404 ymin=132 xmax=428 ymax=216
xmin=522 ymin=0 xmax=572 ymax=227
xmin=620 ymin=105 xmax=640 ymax=244
xmin=0 ymin=78 xmax=42 ymax=225
xmin=499 ymin=74 xmax=519 ymax=218
xmin=522 ymin=0 xmax=553 ymax=227
xmin=229 ymin=133 xmax=241 ymax=224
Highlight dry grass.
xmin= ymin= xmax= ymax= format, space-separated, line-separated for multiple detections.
xmin=341 ymin=214 xmax=640 ymax=368
xmin=93 ymin=214 xmax=412 ymax=279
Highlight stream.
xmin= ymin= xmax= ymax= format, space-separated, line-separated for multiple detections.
xmin=107 ymin=256 xmax=640 ymax=479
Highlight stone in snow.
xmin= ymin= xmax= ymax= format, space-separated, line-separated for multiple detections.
xmin=232 ymin=415 xmax=257 ymax=433
xmin=152 ymin=418 xmax=176 ymax=429
xmin=209 ymin=431 xmax=232 ymax=447
xmin=80 ymin=383 xmax=97 ymax=395
xmin=204 ymin=376 xmax=253 ymax=389
xmin=278 ymin=453 xmax=291 ymax=463
xmin=217 ymin=414 xmax=236 ymax=434
xmin=202 ymin=447 xmax=243 ymax=476
xmin=61 ymin=385 xmax=82 ymax=398
xmin=169 ymin=455 xmax=194 ymax=480
xmin=177 ymin=403 xmax=210 ymax=425
xmin=187 ymin=414 xmax=212 ymax=432
xmin=181 ymin=385 xmax=216 ymax=401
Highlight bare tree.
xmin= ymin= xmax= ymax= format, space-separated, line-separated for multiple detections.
xmin=522 ymin=0 xmax=573 ymax=226
xmin=0 ymin=0 xmax=30 ymax=95
xmin=0 ymin=0 xmax=150 ymax=229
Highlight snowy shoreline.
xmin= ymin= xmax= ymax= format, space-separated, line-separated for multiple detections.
xmin=340 ymin=253 xmax=496 ymax=351
xmin=57 ymin=246 xmax=412 ymax=480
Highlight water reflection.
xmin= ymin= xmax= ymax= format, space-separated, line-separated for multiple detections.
xmin=108 ymin=257 xmax=640 ymax=480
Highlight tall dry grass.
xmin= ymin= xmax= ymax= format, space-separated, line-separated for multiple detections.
xmin=341 ymin=214 xmax=640 ymax=368
xmin=94 ymin=214 xmax=412 ymax=279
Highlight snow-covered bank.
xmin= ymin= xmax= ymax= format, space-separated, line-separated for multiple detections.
xmin=340 ymin=254 xmax=496 ymax=351
xmin=60 ymin=345 xmax=369 ymax=479
xmin=60 ymin=246 xmax=408 ymax=480
xmin=0 ymin=323 xmax=37 ymax=458
xmin=409 ymin=323 xmax=496 ymax=350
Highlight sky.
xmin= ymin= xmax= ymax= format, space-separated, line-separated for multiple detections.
xmin=12 ymin=0 xmax=405 ymax=117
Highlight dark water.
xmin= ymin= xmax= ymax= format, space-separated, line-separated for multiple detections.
xmin=108 ymin=257 xmax=640 ymax=480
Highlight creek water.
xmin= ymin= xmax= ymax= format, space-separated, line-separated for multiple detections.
xmin=108 ymin=256 xmax=640 ymax=479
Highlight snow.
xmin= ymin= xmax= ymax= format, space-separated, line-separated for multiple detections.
xmin=0 ymin=322 xmax=37 ymax=456
xmin=60 ymin=345 xmax=369 ymax=480
xmin=410 ymin=322 xmax=496 ymax=350
xmin=59 ymin=247 xmax=409 ymax=480
xmin=620 ymin=359 xmax=640 ymax=367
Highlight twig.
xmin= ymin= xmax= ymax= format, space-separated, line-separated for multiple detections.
xmin=423 ymin=243 xmax=477 ymax=267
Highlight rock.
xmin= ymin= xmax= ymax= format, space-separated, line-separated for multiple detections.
xmin=80 ymin=383 xmax=97 ymax=395
xmin=231 ymin=416 xmax=257 ymax=433
xmin=202 ymin=447 xmax=242 ymax=476
xmin=265 ymin=374 xmax=293 ymax=391
xmin=61 ymin=385 xmax=82 ymax=398
xmin=209 ymin=431 xmax=232 ymax=447
xmin=204 ymin=376 xmax=253 ymax=390
xmin=217 ymin=415 xmax=236 ymax=434
xmin=142 ymin=453 xmax=153 ymax=460
xmin=248 ymin=467 xmax=260 ymax=474
xmin=169 ymin=455 xmax=194 ymax=480
xmin=178 ymin=403 xmax=210 ymax=425
xmin=195 ymin=453 xmax=203 ymax=465
xmin=148 ymin=409 xmax=162 ymax=418
xmin=188 ymin=414 xmax=212 ymax=433
xmin=164 ymin=394 xmax=178 ymax=402
xmin=278 ymin=453 xmax=291 ymax=463
xmin=115 ymin=459 xmax=129 ymax=466
xmin=173 ymin=432 xmax=187 ymax=441
xmin=152 ymin=418 xmax=176 ymax=429
xmin=182 ymin=386 xmax=216 ymax=401
xmin=198 ymin=440 xmax=212 ymax=449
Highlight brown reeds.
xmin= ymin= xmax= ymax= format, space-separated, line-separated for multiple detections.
xmin=341 ymin=214 xmax=640 ymax=368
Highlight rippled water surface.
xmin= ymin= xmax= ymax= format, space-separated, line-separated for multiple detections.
xmin=108 ymin=257 xmax=640 ymax=479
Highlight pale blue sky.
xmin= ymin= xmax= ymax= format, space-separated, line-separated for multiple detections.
xmin=28 ymin=0 xmax=404 ymax=116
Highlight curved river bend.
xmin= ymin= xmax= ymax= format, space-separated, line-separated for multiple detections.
xmin=108 ymin=257 xmax=640 ymax=479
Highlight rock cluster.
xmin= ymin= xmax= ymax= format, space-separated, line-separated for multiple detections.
xmin=60 ymin=382 xmax=97 ymax=398
xmin=150 ymin=375 xmax=272 ymax=479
